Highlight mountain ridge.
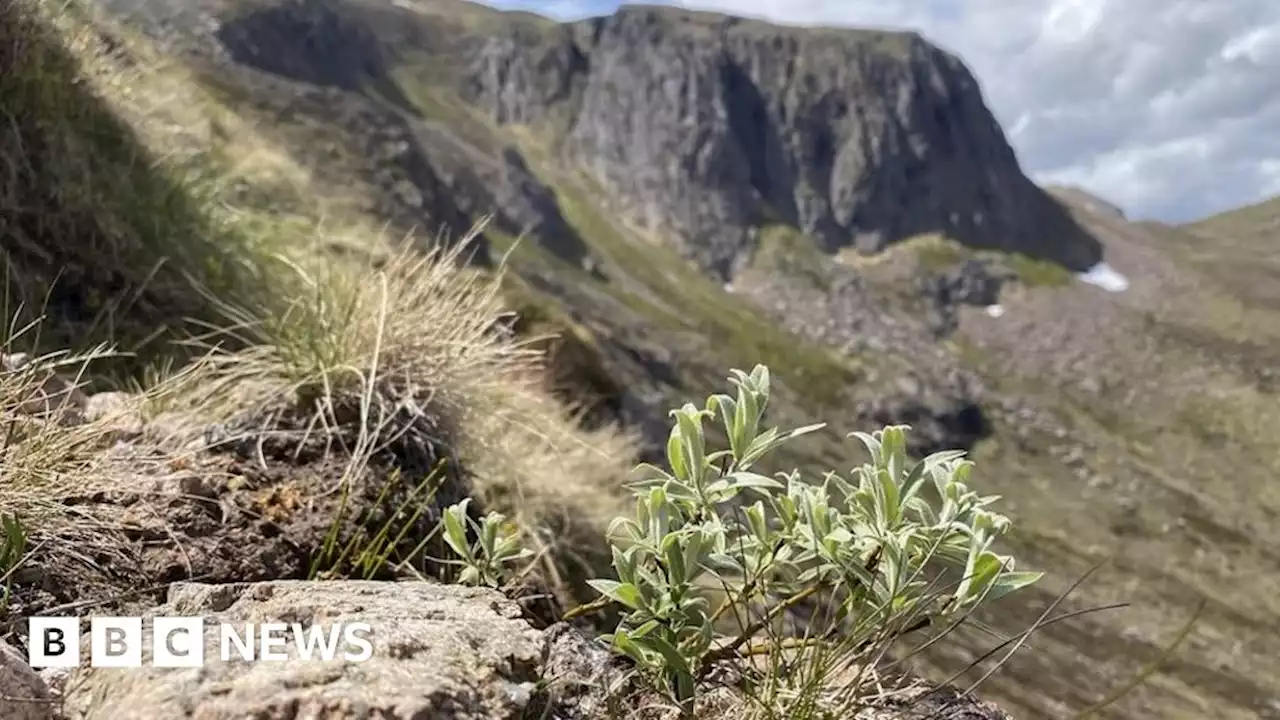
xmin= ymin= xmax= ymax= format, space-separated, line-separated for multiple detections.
xmin=8 ymin=0 xmax=1280 ymax=717
xmin=107 ymin=0 xmax=1102 ymax=278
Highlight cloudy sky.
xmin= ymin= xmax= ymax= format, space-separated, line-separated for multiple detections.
xmin=484 ymin=0 xmax=1280 ymax=223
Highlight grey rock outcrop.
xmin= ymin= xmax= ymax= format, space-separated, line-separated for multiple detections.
xmin=53 ymin=580 xmax=1012 ymax=719
xmin=855 ymin=388 xmax=990 ymax=457
xmin=920 ymin=258 xmax=1015 ymax=335
xmin=924 ymin=259 xmax=1011 ymax=309
xmin=113 ymin=0 xmax=1100 ymax=279
xmin=466 ymin=4 xmax=1103 ymax=277
xmin=60 ymin=581 xmax=545 ymax=720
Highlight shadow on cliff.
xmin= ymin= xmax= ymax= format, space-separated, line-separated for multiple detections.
xmin=213 ymin=0 xmax=419 ymax=114
xmin=720 ymin=61 xmax=802 ymax=228
xmin=994 ymin=191 xmax=1106 ymax=272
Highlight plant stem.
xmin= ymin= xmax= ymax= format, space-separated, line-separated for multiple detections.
xmin=562 ymin=595 xmax=612 ymax=621
xmin=699 ymin=583 xmax=821 ymax=674
xmin=709 ymin=537 xmax=784 ymax=623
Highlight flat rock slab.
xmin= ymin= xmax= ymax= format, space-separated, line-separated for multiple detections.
xmin=61 ymin=581 xmax=543 ymax=720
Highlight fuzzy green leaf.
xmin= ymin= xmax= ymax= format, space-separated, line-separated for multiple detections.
xmin=666 ymin=425 xmax=690 ymax=484
xmin=588 ymin=579 xmax=648 ymax=611
xmin=633 ymin=632 xmax=692 ymax=675
xmin=986 ymin=571 xmax=1043 ymax=601
xmin=674 ymin=406 xmax=708 ymax=487
xmin=442 ymin=501 xmax=473 ymax=562
xmin=612 ymin=630 xmax=656 ymax=669
xmin=726 ymin=471 xmax=785 ymax=491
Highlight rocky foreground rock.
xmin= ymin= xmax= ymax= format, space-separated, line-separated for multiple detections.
xmin=57 ymin=582 xmax=543 ymax=719
xmin=5 ymin=580 xmax=1010 ymax=720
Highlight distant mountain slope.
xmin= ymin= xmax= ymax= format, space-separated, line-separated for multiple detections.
xmin=1185 ymin=194 xmax=1280 ymax=245
xmin=102 ymin=0 xmax=1101 ymax=277
xmin=1178 ymin=196 xmax=1280 ymax=310
xmin=49 ymin=1 xmax=1280 ymax=718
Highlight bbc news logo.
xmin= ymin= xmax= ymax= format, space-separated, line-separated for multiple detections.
xmin=28 ymin=617 xmax=374 ymax=668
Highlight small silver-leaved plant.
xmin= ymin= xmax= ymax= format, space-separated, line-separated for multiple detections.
xmin=441 ymin=498 xmax=532 ymax=588
xmin=583 ymin=365 xmax=1041 ymax=715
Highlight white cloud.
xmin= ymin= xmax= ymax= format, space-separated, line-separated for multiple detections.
xmin=485 ymin=0 xmax=1280 ymax=222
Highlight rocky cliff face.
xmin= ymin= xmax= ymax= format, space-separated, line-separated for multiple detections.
xmin=464 ymin=4 xmax=1102 ymax=276
xmin=123 ymin=0 xmax=1100 ymax=279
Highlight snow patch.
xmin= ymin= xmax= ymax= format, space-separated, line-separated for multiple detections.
xmin=984 ymin=304 xmax=1006 ymax=318
xmin=1078 ymin=262 xmax=1130 ymax=293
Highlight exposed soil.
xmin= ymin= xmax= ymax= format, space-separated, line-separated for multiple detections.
xmin=2 ymin=394 xmax=566 ymax=641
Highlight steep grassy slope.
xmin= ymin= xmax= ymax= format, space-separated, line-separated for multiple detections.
xmin=15 ymin=0 xmax=1280 ymax=718
xmin=0 ymin=0 xmax=635 ymax=633
xmin=1178 ymin=196 xmax=1280 ymax=313
xmin=0 ymin=0 xmax=290 ymax=371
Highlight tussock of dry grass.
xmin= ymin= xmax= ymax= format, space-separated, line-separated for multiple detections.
xmin=0 ymin=351 xmax=105 ymax=515
xmin=0 ymin=324 xmax=164 ymax=531
xmin=165 ymin=228 xmax=636 ymax=597
xmin=200 ymin=229 xmax=533 ymax=414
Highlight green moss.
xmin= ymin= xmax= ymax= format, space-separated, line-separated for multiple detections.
xmin=749 ymin=223 xmax=835 ymax=288
xmin=1003 ymin=252 xmax=1074 ymax=287
xmin=910 ymin=234 xmax=970 ymax=272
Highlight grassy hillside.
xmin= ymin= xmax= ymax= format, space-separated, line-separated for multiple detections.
xmin=1177 ymin=197 xmax=1280 ymax=313
xmin=6 ymin=1 xmax=1280 ymax=718
xmin=0 ymin=0 xmax=634 ymax=630
xmin=946 ymin=191 xmax=1280 ymax=718
xmin=1185 ymin=195 xmax=1280 ymax=246
xmin=0 ymin=0 xmax=287 ymax=370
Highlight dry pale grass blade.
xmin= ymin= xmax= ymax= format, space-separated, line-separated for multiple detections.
xmin=0 ymin=338 xmax=163 ymax=522
xmin=952 ymin=560 xmax=1108 ymax=699
xmin=189 ymin=224 xmax=532 ymax=414
xmin=731 ymin=564 xmax=949 ymax=717
xmin=1070 ymin=598 xmax=1206 ymax=720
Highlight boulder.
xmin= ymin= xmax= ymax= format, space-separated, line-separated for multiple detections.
xmin=0 ymin=639 xmax=54 ymax=720
xmin=60 ymin=581 xmax=543 ymax=720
